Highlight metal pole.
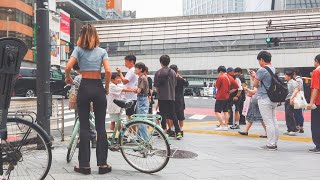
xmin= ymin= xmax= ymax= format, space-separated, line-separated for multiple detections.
xmin=271 ymin=0 xmax=275 ymax=10
xmin=36 ymin=0 xmax=52 ymax=137
xmin=6 ymin=16 xmax=9 ymax=37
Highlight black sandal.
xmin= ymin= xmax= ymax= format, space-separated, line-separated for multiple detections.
xmin=238 ymin=131 xmax=248 ymax=136
xmin=259 ymin=135 xmax=267 ymax=138
xmin=74 ymin=166 xmax=91 ymax=175
xmin=99 ymin=165 xmax=112 ymax=174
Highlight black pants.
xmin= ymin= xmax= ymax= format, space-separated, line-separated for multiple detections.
xmin=77 ymin=79 xmax=108 ymax=167
xmin=159 ymin=100 xmax=181 ymax=134
xmin=285 ymin=99 xmax=297 ymax=132
xmin=75 ymin=108 xmax=96 ymax=141
xmin=239 ymin=98 xmax=246 ymax=124
xmin=311 ymin=106 xmax=320 ymax=149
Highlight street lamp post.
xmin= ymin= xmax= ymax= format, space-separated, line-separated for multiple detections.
xmin=6 ymin=9 xmax=12 ymax=37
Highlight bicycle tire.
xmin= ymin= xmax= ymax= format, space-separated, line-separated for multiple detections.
xmin=119 ymin=120 xmax=170 ymax=174
xmin=67 ymin=117 xmax=80 ymax=163
xmin=3 ymin=118 xmax=52 ymax=180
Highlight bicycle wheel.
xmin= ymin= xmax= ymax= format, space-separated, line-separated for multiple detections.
xmin=1 ymin=118 xmax=52 ymax=180
xmin=67 ymin=118 xmax=80 ymax=163
xmin=119 ymin=120 xmax=170 ymax=174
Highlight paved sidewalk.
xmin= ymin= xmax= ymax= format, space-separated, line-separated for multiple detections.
xmin=48 ymin=128 xmax=319 ymax=180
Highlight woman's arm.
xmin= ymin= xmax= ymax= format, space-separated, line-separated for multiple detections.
xmin=244 ymin=87 xmax=257 ymax=95
xmin=102 ymin=60 xmax=112 ymax=94
xmin=290 ymin=87 xmax=300 ymax=105
xmin=65 ymin=57 xmax=77 ymax=84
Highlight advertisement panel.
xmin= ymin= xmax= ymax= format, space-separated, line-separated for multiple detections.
xmin=60 ymin=10 xmax=70 ymax=42
xmin=106 ymin=0 xmax=115 ymax=9
xmin=114 ymin=0 xmax=122 ymax=15
xmin=49 ymin=13 xmax=60 ymax=66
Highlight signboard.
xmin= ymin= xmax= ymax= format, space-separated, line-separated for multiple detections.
xmin=106 ymin=0 xmax=115 ymax=9
xmin=49 ymin=13 xmax=60 ymax=66
xmin=60 ymin=10 xmax=70 ymax=42
xmin=49 ymin=0 xmax=57 ymax=12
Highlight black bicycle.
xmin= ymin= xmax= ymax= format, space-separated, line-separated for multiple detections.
xmin=0 ymin=37 xmax=52 ymax=180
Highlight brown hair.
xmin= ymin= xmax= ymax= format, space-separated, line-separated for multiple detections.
xmin=77 ymin=24 xmax=100 ymax=49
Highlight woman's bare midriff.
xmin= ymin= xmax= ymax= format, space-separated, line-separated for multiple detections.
xmin=81 ymin=71 xmax=101 ymax=79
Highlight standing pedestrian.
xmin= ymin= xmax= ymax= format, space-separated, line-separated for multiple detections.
xmin=65 ymin=24 xmax=112 ymax=174
xmin=170 ymin=64 xmax=189 ymax=137
xmin=284 ymin=71 xmax=300 ymax=136
xmin=250 ymin=51 xmax=279 ymax=150
xmin=235 ymin=67 xmax=247 ymax=125
xmin=293 ymin=70 xmax=305 ymax=133
xmin=306 ymin=54 xmax=320 ymax=153
xmin=226 ymin=67 xmax=243 ymax=129
xmin=145 ymin=67 xmax=154 ymax=114
xmin=154 ymin=55 xmax=182 ymax=140
xmin=215 ymin=66 xmax=239 ymax=131
xmin=116 ymin=54 xmax=139 ymax=120
xmin=134 ymin=62 xmax=150 ymax=140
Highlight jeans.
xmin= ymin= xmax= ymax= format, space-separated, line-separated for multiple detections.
xmin=285 ymin=99 xmax=297 ymax=132
xmin=258 ymin=97 xmax=279 ymax=147
xmin=294 ymin=109 xmax=304 ymax=127
xmin=77 ymin=79 xmax=108 ymax=167
xmin=311 ymin=106 xmax=320 ymax=149
xmin=136 ymin=96 xmax=149 ymax=140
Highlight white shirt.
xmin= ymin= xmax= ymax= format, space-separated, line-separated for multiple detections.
xmin=235 ymin=77 xmax=243 ymax=91
xmin=107 ymin=83 xmax=124 ymax=114
xmin=124 ymin=67 xmax=138 ymax=100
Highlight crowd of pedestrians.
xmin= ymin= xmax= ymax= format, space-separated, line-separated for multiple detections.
xmin=214 ymin=50 xmax=320 ymax=152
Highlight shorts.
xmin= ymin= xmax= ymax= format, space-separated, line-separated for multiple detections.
xmin=215 ymin=100 xmax=229 ymax=113
xmin=176 ymin=110 xmax=185 ymax=120
xmin=109 ymin=113 xmax=121 ymax=122
xmin=125 ymin=100 xmax=137 ymax=116
xmin=228 ymin=98 xmax=243 ymax=112
xmin=158 ymin=100 xmax=175 ymax=120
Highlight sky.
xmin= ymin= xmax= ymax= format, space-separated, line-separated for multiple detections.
xmin=122 ymin=0 xmax=183 ymax=18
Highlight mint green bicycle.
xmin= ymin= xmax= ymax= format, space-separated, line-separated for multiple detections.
xmin=66 ymin=99 xmax=171 ymax=173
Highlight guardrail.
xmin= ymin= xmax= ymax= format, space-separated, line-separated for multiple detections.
xmin=8 ymin=96 xmax=66 ymax=141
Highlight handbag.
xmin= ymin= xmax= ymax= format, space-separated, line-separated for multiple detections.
xmin=68 ymin=87 xmax=77 ymax=110
xmin=242 ymin=96 xmax=252 ymax=116
xmin=293 ymin=91 xmax=308 ymax=109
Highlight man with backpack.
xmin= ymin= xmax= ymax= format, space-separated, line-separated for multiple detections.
xmin=250 ymin=51 xmax=287 ymax=150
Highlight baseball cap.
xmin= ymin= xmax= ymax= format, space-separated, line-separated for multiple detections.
xmin=227 ymin=67 xmax=234 ymax=73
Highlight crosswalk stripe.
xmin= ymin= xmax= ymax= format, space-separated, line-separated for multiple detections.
xmin=188 ymin=115 xmax=207 ymax=120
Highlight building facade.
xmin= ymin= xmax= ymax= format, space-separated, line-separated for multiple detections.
xmin=0 ymin=0 xmax=35 ymax=67
xmin=276 ymin=0 xmax=320 ymax=10
xmin=183 ymin=0 xmax=245 ymax=16
xmin=90 ymin=8 xmax=320 ymax=76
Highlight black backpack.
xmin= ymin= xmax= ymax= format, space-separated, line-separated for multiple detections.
xmin=261 ymin=66 xmax=288 ymax=102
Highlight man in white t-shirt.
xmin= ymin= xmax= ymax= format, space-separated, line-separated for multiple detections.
xmin=116 ymin=54 xmax=139 ymax=119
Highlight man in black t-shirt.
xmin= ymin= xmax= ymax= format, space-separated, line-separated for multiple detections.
xmin=235 ymin=67 xmax=247 ymax=125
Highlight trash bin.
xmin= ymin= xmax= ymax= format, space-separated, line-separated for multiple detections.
xmin=0 ymin=37 xmax=28 ymax=139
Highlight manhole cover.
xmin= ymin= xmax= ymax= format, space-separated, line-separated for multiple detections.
xmin=155 ymin=149 xmax=198 ymax=159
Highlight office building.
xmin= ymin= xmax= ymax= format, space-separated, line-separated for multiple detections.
xmin=90 ymin=8 xmax=320 ymax=76
xmin=56 ymin=0 xmax=106 ymax=20
xmin=183 ymin=0 xmax=245 ymax=16
xmin=106 ymin=0 xmax=123 ymax=19
xmin=0 ymin=0 xmax=35 ymax=67
xmin=276 ymin=0 xmax=320 ymax=10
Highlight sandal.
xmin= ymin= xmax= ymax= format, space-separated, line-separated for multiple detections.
xmin=74 ymin=166 xmax=91 ymax=175
xmin=99 ymin=165 xmax=112 ymax=174
xmin=238 ymin=131 xmax=248 ymax=136
xmin=259 ymin=135 xmax=267 ymax=138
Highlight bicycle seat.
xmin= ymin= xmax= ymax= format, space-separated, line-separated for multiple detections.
xmin=113 ymin=99 xmax=134 ymax=109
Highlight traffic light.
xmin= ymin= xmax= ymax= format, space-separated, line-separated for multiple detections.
xmin=266 ymin=37 xmax=280 ymax=47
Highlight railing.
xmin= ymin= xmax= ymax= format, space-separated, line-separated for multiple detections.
xmin=8 ymin=95 xmax=66 ymax=141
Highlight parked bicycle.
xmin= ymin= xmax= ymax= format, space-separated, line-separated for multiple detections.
xmin=66 ymin=99 xmax=171 ymax=173
xmin=0 ymin=37 xmax=52 ymax=180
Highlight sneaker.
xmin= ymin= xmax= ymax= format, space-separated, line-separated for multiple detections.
xmin=216 ymin=124 xmax=221 ymax=128
xmin=167 ymin=130 xmax=175 ymax=137
xmin=181 ymin=131 xmax=184 ymax=137
xmin=230 ymin=124 xmax=240 ymax=129
xmin=259 ymin=145 xmax=277 ymax=151
xmin=308 ymin=148 xmax=320 ymax=154
xmin=283 ymin=131 xmax=290 ymax=135
xmin=215 ymin=126 xmax=227 ymax=131
xmin=176 ymin=132 xmax=183 ymax=140
xmin=288 ymin=131 xmax=297 ymax=136
xmin=299 ymin=127 xmax=304 ymax=133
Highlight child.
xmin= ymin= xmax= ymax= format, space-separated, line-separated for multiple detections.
xmin=133 ymin=62 xmax=150 ymax=140
xmin=108 ymin=73 xmax=136 ymax=131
